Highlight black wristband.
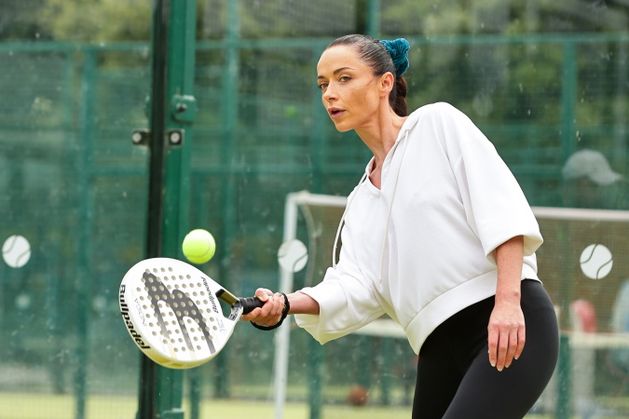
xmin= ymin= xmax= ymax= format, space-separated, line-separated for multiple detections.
xmin=251 ymin=292 xmax=291 ymax=331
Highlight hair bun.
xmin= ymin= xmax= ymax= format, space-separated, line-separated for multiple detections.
xmin=379 ymin=38 xmax=410 ymax=77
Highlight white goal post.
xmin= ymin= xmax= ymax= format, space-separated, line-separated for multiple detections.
xmin=273 ymin=191 xmax=350 ymax=419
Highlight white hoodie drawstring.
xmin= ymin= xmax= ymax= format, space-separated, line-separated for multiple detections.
xmin=332 ymin=171 xmax=368 ymax=267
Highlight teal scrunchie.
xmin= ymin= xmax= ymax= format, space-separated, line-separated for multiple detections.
xmin=379 ymin=38 xmax=410 ymax=77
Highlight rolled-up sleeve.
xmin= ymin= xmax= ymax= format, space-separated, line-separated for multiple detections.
xmin=435 ymin=102 xmax=543 ymax=257
xmin=294 ymin=262 xmax=384 ymax=345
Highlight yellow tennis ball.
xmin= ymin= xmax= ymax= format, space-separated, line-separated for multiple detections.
xmin=182 ymin=229 xmax=216 ymax=264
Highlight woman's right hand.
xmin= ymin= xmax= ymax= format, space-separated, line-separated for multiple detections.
xmin=241 ymin=288 xmax=287 ymax=327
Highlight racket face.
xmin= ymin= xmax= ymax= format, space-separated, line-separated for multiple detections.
xmin=119 ymin=257 xmax=242 ymax=369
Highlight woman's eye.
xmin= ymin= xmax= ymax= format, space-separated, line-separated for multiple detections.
xmin=339 ymin=76 xmax=351 ymax=82
xmin=318 ymin=83 xmax=328 ymax=91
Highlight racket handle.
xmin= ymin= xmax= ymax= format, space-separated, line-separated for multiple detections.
xmin=240 ymin=296 xmax=265 ymax=314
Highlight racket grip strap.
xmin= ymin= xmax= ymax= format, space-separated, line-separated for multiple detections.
xmin=250 ymin=292 xmax=291 ymax=331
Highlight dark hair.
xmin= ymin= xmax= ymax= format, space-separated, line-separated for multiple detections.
xmin=327 ymin=34 xmax=408 ymax=117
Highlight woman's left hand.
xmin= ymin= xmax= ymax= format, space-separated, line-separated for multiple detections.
xmin=487 ymin=300 xmax=525 ymax=372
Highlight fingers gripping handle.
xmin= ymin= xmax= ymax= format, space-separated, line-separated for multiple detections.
xmin=247 ymin=293 xmax=291 ymax=331
xmin=239 ymin=296 xmax=265 ymax=314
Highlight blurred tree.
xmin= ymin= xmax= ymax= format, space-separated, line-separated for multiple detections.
xmin=383 ymin=0 xmax=628 ymax=123
xmin=381 ymin=0 xmax=629 ymax=36
xmin=1 ymin=0 xmax=626 ymax=42
xmin=0 ymin=0 xmax=48 ymax=40
xmin=38 ymin=0 xmax=152 ymax=42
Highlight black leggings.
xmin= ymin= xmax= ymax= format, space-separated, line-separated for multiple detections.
xmin=413 ymin=280 xmax=559 ymax=419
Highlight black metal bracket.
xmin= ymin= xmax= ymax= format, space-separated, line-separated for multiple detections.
xmin=132 ymin=129 xmax=185 ymax=147
xmin=131 ymin=129 xmax=150 ymax=146
xmin=166 ymin=129 xmax=184 ymax=146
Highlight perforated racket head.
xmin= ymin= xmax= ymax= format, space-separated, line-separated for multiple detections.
xmin=119 ymin=257 xmax=242 ymax=369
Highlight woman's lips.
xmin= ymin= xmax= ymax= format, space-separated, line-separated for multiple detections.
xmin=328 ymin=108 xmax=345 ymax=119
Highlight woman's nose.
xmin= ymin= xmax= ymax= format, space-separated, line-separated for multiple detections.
xmin=323 ymin=83 xmax=336 ymax=102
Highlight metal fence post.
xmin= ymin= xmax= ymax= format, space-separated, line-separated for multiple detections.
xmin=215 ymin=0 xmax=241 ymax=399
xmin=138 ymin=0 xmax=197 ymax=417
xmin=556 ymin=334 xmax=572 ymax=419
xmin=560 ymin=41 xmax=577 ymax=161
xmin=555 ymin=41 xmax=577 ymax=419
xmin=74 ymin=47 xmax=96 ymax=419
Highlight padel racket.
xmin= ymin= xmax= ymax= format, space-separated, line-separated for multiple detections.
xmin=119 ymin=257 xmax=264 ymax=369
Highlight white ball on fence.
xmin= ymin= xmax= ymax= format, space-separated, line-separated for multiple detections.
xmin=579 ymin=243 xmax=613 ymax=280
xmin=277 ymin=239 xmax=308 ymax=273
xmin=2 ymin=235 xmax=31 ymax=268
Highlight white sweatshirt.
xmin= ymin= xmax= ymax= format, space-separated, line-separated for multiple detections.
xmin=294 ymin=102 xmax=543 ymax=355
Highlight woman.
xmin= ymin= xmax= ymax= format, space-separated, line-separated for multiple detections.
xmin=242 ymin=34 xmax=559 ymax=419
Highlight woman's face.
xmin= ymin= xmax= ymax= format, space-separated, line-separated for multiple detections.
xmin=316 ymin=45 xmax=386 ymax=132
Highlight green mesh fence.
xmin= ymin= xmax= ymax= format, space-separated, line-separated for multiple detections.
xmin=1 ymin=8 xmax=628 ymax=419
